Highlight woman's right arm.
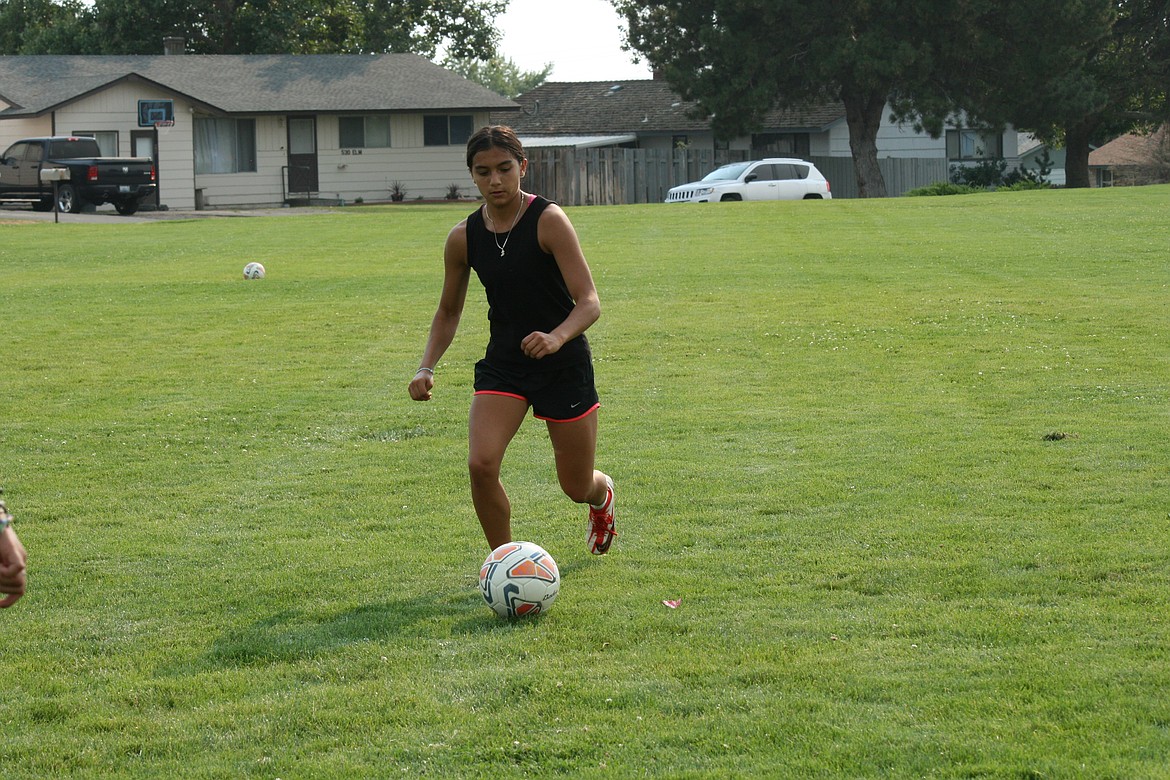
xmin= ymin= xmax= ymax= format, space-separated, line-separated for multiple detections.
xmin=408 ymin=221 xmax=471 ymax=401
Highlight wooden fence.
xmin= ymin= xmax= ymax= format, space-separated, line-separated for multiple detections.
xmin=809 ymin=156 xmax=949 ymax=200
xmin=523 ymin=147 xmax=950 ymax=205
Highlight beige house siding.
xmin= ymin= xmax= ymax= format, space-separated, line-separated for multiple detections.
xmin=1 ymin=117 xmax=52 ymax=149
xmin=310 ymin=111 xmax=493 ymax=205
xmin=191 ymin=110 xmax=495 ymax=209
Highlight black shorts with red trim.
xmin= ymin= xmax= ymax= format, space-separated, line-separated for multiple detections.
xmin=474 ymin=358 xmax=600 ymax=422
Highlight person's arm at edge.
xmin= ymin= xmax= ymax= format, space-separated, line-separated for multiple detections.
xmin=0 ymin=518 xmax=27 ymax=608
xmin=409 ymin=220 xmax=471 ymax=401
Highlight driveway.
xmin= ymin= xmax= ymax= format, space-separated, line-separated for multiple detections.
xmin=0 ymin=204 xmax=336 ymax=223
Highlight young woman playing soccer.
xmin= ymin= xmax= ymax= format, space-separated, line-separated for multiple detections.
xmin=408 ymin=125 xmax=616 ymax=555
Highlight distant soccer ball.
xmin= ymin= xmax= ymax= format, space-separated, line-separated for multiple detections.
xmin=479 ymin=541 xmax=560 ymax=618
xmin=243 ymin=262 xmax=266 ymax=279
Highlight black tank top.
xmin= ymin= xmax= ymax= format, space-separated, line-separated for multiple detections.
xmin=466 ymin=195 xmax=591 ymax=371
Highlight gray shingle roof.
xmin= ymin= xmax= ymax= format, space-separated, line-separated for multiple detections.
xmin=0 ymin=54 xmax=518 ymax=117
xmin=491 ymin=79 xmax=844 ymax=135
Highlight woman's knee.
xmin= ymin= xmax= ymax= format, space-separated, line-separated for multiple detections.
xmin=559 ymin=473 xmax=596 ymax=505
xmin=468 ymin=454 xmax=500 ymax=485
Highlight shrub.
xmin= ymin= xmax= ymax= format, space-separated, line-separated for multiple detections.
xmin=950 ymin=153 xmax=1051 ymax=190
xmin=906 ymin=182 xmax=981 ymax=196
xmin=1002 ymin=179 xmax=1052 ymax=191
xmin=950 ymin=158 xmax=1010 ymax=188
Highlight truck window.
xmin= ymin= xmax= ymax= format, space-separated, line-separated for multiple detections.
xmin=3 ymin=142 xmax=29 ymax=162
xmin=47 ymin=139 xmax=102 ymax=158
xmin=71 ymin=131 xmax=119 ymax=157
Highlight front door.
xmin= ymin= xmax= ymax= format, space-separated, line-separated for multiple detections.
xmin=287 ymin=117 xmax=318 ymax=196
xmin=131 ymin=130 xmax=159 ymax=208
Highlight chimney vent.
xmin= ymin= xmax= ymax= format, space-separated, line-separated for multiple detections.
xmin=163 ymin=36 xmax=185 ymax=55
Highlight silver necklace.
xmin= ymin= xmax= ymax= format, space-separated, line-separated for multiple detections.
xmin=485 ymin=194 xmax=524 ymax=256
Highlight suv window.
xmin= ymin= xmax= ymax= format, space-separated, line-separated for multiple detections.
xmin=702 ymin=162 xmax=749 ymax=182
xmin=746 ymin=163 xmax=777 ymax=182
xmin=773 ymin=163 xmax=809 ymax=180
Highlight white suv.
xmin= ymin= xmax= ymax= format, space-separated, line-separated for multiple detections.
xmin=665 ymin=158 xmax=832 ymax=202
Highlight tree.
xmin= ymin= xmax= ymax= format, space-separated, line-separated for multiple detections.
xmin=894 ymin=0 xmax=1169 ymax=189
xmin=1 ymin=0 xmax=507 ymax=57
xmin=1031 ymin=0 xmax=1170 ymax=188
xmin=614 ymin=0 xmax=944 ymax=197
xmin=0 ymin=0 xmax=88 ymax=53
xmin=360 ymin=0 xmax=505 ymax=59
xmin=443 ymin=54 xmax=551 ymax=99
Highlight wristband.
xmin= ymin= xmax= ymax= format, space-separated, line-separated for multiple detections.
xmin=416 ymin=367 xmax=434 ymax=375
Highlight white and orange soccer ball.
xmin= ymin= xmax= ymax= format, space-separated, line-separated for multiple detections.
xmin=479 ymin=541 xmax=560 ymax=618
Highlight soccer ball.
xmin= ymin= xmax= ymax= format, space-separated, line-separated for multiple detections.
xmin=243 ymin=262 xmax=266 ymax=279
xmin=479 ymin=541 xmax=560 ymax=618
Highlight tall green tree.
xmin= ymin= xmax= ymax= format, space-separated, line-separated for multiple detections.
xmin=900 ymin=0 xmax=1167 ymax=188
xmin=360 ymin=0 xmax=505 ymax=59
xmin=443 ymin=54 xmax=550 ymax=98
xmin=1 ymin=0 xmax=506 ymax=57
xmin=0 ymin=0 xmax=87 ymax=53
xmin=1015 ymin=0 xmax=1169 ymax=188
xmin=615 ymin=0 xmax=945 ymax=197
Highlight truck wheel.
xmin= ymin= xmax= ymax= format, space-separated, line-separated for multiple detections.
xmin=55 ymin=184 xmax=80 ymax=214
xmin=114 ymin=200 xmax=140 ymax=216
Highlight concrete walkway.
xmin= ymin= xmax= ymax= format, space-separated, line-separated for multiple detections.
xmin=1 ymin=204 xmax=338 ymax=224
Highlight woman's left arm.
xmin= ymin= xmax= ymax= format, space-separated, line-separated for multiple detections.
xmin=521 ymin=204 xmax=601 ymax=360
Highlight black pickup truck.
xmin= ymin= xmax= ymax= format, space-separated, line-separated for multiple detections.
xmin=0 ymin=136 xmax=157 ymax=215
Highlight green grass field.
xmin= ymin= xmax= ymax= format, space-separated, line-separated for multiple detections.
xmin=2 ymin=187 xmax=1168 ymax=778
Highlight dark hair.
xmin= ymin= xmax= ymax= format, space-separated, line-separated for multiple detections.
xmin=466 ymin=125 xmax=526 ymax=170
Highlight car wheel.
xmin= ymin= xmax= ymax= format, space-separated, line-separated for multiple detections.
xmin=55 ymin=184 xmax=80 ymax=214
xmin=719 ymin=193 xmax=742 ymax=201
xmin=802 ymin=194 xmax=824 ymax=199
xmin=114 ymin=200 xmax=140 ymax=216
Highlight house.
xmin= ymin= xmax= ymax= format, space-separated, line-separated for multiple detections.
xmin=0 ymin=47 xmax=519 ymax=210
xmin=1088 ymin=126 xmax=1169 ymax=188
xmin=1017 ymin=134 xmax=1067 ymax=187
xmin=491 ymin=79 xmax=1020 ymax=200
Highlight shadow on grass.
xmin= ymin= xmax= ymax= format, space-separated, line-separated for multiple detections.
xmin=177 ymin=585 xmax=560 ymax=672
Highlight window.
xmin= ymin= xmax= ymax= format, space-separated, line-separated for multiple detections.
xmin=339 ymin=115 xmax=391 ymax=148
xmin=754 ymin=132 xmax=811 ymax=157
xmin=71 ymin=131 xmax=119 ymax=156
xmin=752 ymin=164 xmax=779 ymax=181
xmin=946 ymin=129 xmax=1004 ymax=160
xmin=194 ymin=118 xmax=257 ymax=174
xmin=3 ymin=142 xmax=29 ymax=162
xmin=745 ymin=162 xmax=809 ymax=182
xmin=773 ymin=163 xmax=808 ymax=180
xmin=424 ymin=115 xmax=474 ymax=146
